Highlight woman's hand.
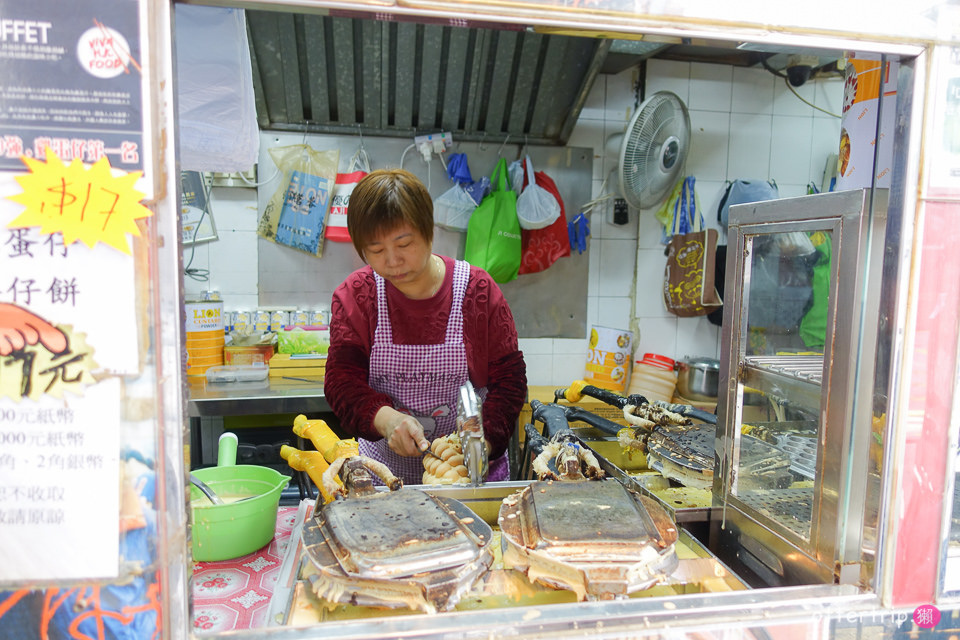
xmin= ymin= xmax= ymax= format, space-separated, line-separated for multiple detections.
xmin=373 ymin=406 xmax=431 ymax=457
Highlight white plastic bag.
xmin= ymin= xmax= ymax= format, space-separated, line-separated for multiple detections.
xmin=508 ymin=159 xmax=525 ymax=193
xmin=434 ymin=184 xmax=477 ymax=232
xmin=175 ymin=5 xmax=259 ymax=173
xmin=515 ymin=156 xmax=561 ymax=230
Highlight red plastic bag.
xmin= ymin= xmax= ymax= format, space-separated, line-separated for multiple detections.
xmin=324 ymin=149 xmax=370 ymax=242
xmin=518 ymin=170 xmax=570 ymax=275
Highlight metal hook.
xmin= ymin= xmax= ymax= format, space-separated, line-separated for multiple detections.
xmin=478 ymin=132 xmax=488 ymax=151
xmin=496 ymin=133 xmax=511 ymax=157
xmin=299 ymin=121 xmax=311 ymax=159
xmin=517 ymin=134 xmax=528 ymax=160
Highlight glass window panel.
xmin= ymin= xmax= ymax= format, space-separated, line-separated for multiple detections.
xmin=734 ymin=229 xmax=833 ymax=542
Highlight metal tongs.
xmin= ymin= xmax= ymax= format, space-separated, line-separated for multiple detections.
xmin=457 ymin=382 xmax=487 ymax=485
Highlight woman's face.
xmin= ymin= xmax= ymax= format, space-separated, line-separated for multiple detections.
xmin=362 ymin=223 xmax=433 ymax=291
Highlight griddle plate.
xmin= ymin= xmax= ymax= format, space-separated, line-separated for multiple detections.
xmin=529 ymin=480 xmax=663 ymax=547
xmin=319 ymin=488 xmax=489 ymax=579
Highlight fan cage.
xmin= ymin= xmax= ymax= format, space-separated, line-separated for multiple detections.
xmin=618 ymin=91 xmax=691 ymax=210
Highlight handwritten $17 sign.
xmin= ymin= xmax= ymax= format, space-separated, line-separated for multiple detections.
xmin=6 ymin=151 xmax=153 ymax=255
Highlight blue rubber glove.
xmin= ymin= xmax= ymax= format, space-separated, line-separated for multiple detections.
xmin=568 ymin=212 xmax=590 ymax=254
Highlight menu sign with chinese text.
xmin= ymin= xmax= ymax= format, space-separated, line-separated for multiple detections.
xmin=0 ymin=150 xmax=143 ymax=579
xmin=0 ymin=378 xmax=121 ymax=581
xmin=0 ymin=0 xmax=143 ymax=174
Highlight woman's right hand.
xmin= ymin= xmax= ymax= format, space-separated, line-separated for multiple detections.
xmin=373 ymin=406 xmax=431 ymax=457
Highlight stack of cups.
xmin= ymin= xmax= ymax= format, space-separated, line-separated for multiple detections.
xmin=627 ymin=352 xmax=677 ymax=403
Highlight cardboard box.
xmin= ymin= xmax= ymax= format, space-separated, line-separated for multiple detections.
xmin=268 ymin=367 xmax=325 ymax=378
xmin=269 ymin=353 xmax=326 ymax=368
xmin=224 ymin=343 xmax=275 ymax=366
xmin=268 ymin=353 xmax=325 ymax=378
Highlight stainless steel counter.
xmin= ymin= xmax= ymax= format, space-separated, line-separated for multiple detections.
xmin=187 ymin=375 xmax=329 ymax=417
xmin=187 ymin=375 xmax=331 ymax=467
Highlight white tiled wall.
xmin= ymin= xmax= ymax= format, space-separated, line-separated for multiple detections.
xmin=184 ymin=59 xmax=843 ymax=387
xmin=182 ymin=186 xmax=260 ymax=311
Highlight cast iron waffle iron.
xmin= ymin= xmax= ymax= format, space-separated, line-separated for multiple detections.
xmin=292 ymin=419 xmax=494 ymax=614
xmin=553 ymin=381 xmax=795 ymax=491
xmin=499 ymin=401 xmax=679 ymax=601
xmin=554 ymin=381 xmax=716 ymax=490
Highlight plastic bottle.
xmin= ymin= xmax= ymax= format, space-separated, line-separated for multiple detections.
xmin=627 ymin=352 xmax=678 ymax=403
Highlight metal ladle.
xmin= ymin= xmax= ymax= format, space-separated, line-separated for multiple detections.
xmin=190 ymin=473 xmax=225 ymax=505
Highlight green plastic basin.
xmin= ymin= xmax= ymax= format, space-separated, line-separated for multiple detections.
xmin=190 ymin=464 xmax=290 ymax=562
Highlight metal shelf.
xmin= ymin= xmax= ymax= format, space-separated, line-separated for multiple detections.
xmin=741 ymin=355 xmax=824 ymax=410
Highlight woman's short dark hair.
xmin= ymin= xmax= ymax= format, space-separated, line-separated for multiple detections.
xmin=347 ymin=169 xmax=434 ymax=258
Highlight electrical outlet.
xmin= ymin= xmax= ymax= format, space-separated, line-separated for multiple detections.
xmin=414 ymin=131 xmax=453 ymax=153
xmin=613 ymin=198 xmax=629 ymax=225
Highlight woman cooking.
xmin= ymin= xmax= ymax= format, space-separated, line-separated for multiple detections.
xmin=324 ymin=168 xmax=527 ymax=486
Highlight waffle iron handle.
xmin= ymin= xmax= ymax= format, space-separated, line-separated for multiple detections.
xmin=561 ymin=405 xmax=623 ymax=436
xmin=554 ymin=380 xmax=648 ymax=409
xmin=523 ymin=422 xmax=550 ymax=459
xmin=529 ymin=399 xmax=573 ymax=439
xmin=654 ymin=401 xmax=718 ymax=426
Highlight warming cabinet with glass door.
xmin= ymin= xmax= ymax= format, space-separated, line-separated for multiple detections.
xmin=712 ymin=188 xmax=888 ymax=589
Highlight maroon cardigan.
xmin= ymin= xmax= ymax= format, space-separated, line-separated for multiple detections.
xmin=325 ymin=255 xmax=527 ymax=460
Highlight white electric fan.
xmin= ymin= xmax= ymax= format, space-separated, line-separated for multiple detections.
xmin=617 ymin=91 xmax=691 ymax=210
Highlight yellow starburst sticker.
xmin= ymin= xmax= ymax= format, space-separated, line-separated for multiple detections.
xmin=6 ymin=151 xmax=153 ymax=255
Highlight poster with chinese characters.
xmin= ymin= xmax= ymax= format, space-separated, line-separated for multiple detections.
xmin=0 ymin=0 xmax=147 ymax=185
xmin=0 ymin=139 xmax=149 ymax=578
xmin=0 ymin=172 xmax=141 ymax=377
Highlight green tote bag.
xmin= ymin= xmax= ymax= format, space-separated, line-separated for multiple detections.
xmin=464 ymin=158 xmax=522 ymax=283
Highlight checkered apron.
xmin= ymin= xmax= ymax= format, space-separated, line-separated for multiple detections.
xmin=360 ymin=259 xmax=509 ymax=485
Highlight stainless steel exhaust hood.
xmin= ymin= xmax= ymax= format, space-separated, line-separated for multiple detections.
xmin=244 ymin=11 xmax=662 ymax=145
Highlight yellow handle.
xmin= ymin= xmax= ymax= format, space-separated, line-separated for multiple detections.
xmin=292 ymin=414 xmax=359 ymax=462
xmin=280 ymin=445 xmax=341 ymax=504
xmin=561 ymin=380 xmax=589 ymax=403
